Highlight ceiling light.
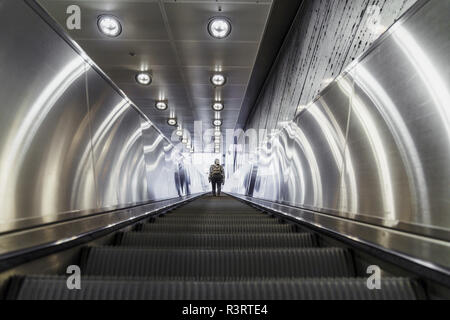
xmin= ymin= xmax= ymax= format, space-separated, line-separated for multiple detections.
xmin=97 ymin=15 xmax=122 ymax=38
xmin=211 ymin=74 xmax=226 ymax=87
xmin=176 ymin=129 xmax=183 ymax=137
xmin=155 ymin=100 xmax=168 ymax=110
xmin=213 ymin=119 xmax=223 ymax=127
xmin=167 ymin=118 xmax=177 ymax=126
xmin=136 ymin=72 xmax=152 ymax=86
xmin=214 ymin=131 xmax=221 ymax=137
xmin=208 ymin=17 xmax=231 ymax=39
xmin=212 ymin=102 xmax=224 ymax=111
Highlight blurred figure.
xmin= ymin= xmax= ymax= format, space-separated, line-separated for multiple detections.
xmin=209 ymin=159 xmax=225 ymax=197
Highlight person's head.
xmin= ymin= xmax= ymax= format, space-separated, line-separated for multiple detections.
xmin=215 ymin=159 xmax=220 ymax=165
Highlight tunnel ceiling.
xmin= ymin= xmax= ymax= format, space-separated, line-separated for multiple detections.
xmin=38 ymin=0 xmax=274 ymax=150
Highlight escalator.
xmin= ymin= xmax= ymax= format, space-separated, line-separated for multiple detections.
xmin=6 ymin=195 xmax=426 ymax=300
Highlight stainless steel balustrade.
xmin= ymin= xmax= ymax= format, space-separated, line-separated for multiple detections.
xmin=227 ymin=0 xmax=450 ymax=243
xmin=0 ymin=0 xmax=206 ymax=234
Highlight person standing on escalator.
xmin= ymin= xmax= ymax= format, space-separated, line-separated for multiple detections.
xmin=209 ymin=159 xmax=225 ymax=197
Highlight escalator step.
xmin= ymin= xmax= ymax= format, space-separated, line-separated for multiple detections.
xmin=83 ymin=247 xmax=355 ymax=279
xmin=140 ymin=223 xmax=298 ymax=234
xmin=152 ymin=219 xmax=282 ymax=226
xmin=14 ymin=276 xmax=422 ymax=300
xmin=158 ymin=215 xmax=272 ymax=221
xmin=118 ymin=232 xmax=318 ymax=249
xmin=165 ymin=212 xmax=264 ymax=217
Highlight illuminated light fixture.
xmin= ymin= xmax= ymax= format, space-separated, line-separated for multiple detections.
xmin=167 ymin=118 xmax=177 ymax=126
xmin=97 ymin=15 xmax=122 ymax=38
xmin=176 ymin=128 xmax=183 ymax=137
xmin=208 ymin=17 xmax=232 ymax=39
xmin=136 ymin=72 xmax=152 ymax=86
xmin=214 ymin=131 xmax=221 ymax=137
xmin=155 ymin=100 xmax=168 ymax=110
xmin=213 ymin=119 xmax=223 ymax=127
xmin=211 ymin=74 xmax=226 ymax=87
xmin=212 ymin=102 xmax=224 ymax=111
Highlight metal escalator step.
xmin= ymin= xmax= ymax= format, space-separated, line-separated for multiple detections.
xmin=118 ymin=232 xmax=318 ymax=249
xmin=140 ymin=223 xmax=298 ymax=234
xmin=14 ymin=276 xmax=422 ymax=300
xmin=83 ymin=248 xmax=355 ymax=279
xmin=152 ymin=219 xmax=281 ymax=225
xmin=165 ymin=212 xmax=264 ymax=217
xmin=158 ymin=215 xmax=271 ymax=221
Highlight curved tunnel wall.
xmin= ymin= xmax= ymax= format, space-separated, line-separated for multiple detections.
xmin=227 ymin=0 xmax=450 ymax=240
xmin=0 ymin=1 xmax=205 ymax=233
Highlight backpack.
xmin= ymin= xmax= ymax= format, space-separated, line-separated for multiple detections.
xmin=211 ymin=165 xmax=223 ymax=179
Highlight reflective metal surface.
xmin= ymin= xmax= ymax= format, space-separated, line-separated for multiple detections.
xmin=87 ymin=69 xmax=148 ymax=208
xmin=230 ymin=193 xmax=450 ymax=286
xmin=227 ymin=0 xmax=450 ymax=241
xmin=0 ymin=0 xmax=205 ymax=234
xmin=0 ymin=193 xmax=205 ymax=264
xmin=0 ymin=1 xmax=96 ymax=229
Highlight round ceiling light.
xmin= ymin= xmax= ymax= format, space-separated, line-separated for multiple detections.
xmin=208 ymin=17 xmax=231 ymax=39
xmin=167 ymin=118 xmax=177 ymax=126
xmin=136 ymin=72 xmax=152 ymax=86
xmin=214 ymin=131 xmax=221 ymax=137
xmin=176 ymin=129 xmax=183 ymax=137
xmin=211 ymin=74 xmax=226 ymax=87
xmin=213 ymin=119 xmax=223 ymax=127
xmin=97 ymin=15 xmax=122 ymax=38
xmin=212 ymin=102 xmax=224 ymax=111
xmin=155 ymin=100 xmax=168 ymax=110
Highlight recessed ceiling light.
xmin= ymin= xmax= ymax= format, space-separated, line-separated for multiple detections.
xmin=208 ymin=17 xmax=231 ymax=39
xmin=213 ymin=119 xmax=223 ymax=127
xmin=211 ymin=74 xmax=226 ymax=87
xmin=167 ymin=118 xmax=177 ymax=126
xmin=176 ymin=129 xmax=183 ymax=137
xmin=97 ymin=15 xmax=122 ymax=38
xmin=212 ymin=102 xmax=224 ymax=112
xmin=214 ymin=131 xmax=221 ymax=137
xmin=136 ymin=72 xmax=152 ymax=86
xmin=155 ymin=100 xmax=168 ymax=110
